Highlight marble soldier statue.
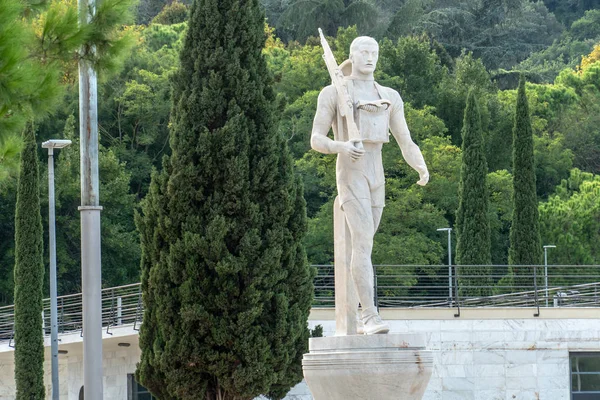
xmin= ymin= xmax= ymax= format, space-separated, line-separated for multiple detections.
xmin=311 ymin=33 xmax=429 ymax=335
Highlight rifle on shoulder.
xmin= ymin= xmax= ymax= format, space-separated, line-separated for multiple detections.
xmin=318 ymin=28 xmax=362 ymax=150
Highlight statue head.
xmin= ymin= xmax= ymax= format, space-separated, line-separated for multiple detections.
xmin=349 ymin=36 xmax=379 ymax=77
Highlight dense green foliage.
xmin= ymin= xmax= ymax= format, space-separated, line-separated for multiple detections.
xmin=13 ymin=124 xmax=44 ymax=399
xmin=0 ymin=0 xmax=136 ymax=140
xmin=0 ymin=0 xmax=140 ymax=305
xmin=0 ymin=0 xmax=60 ymax=138
xmin=277 ymin=0 xmax=380 ymax=42
xmin=136 ymin=0 xmax=313 ymax=399
xmin=1 ymin=0 xmax=137 ymax=396
xmin=1 ymin=0 xmax=600 ymax=314
xmin=542 ymin=0 xmax=600 ymax=26
xmin=540 ymin=169 xmax=600 ymax=266
xmin=152 ymin=1 xmax=188 ymax=24
xmin=0 ymin=136 xmax=21 ymax=192
xmin=0 ymin=115 xmax=141 ymax=303
xmin=509 ymin=77 xmax=542 ymax=287
xmin=269 ymin=0 xmax=563 ymax=70
xmin=455 ymin=91 xmax=492 ymax=295
xmin=42 ymin=115 xmax=140 ymax=294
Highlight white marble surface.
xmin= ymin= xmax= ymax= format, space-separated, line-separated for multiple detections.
xmin=0 ymin=316 xmax=596 ymax=399
xmin=297 ymin=317 xmax=599 ymax=400
xmin=303 ymin=334 xmax=432 ymax=400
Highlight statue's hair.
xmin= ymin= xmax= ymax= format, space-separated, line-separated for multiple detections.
xmin=349 ymin=36 xmax=378 ymax=56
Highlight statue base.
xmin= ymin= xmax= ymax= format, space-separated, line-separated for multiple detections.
xmin=302 ymin=334 xmax=433 ymax=400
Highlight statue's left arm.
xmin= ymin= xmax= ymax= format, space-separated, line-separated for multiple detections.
xmin=389 ymin=91 xmax=429 ymax=186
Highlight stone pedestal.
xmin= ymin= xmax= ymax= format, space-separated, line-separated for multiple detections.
xmin=302 ymin=334 xmax=432 ymax=400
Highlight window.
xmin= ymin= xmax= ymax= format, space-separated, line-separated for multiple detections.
xmin=571 ymin=353 xmax=600 ymax=399
xmin=127 ymin=374 xmax=156 ymax=400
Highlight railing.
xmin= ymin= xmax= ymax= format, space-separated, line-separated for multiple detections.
xmin=314 ymin=264 xmax=600 ymax=316
xmin=0 ymin=265 xmax=598 ymax=343
xmin=0 ymin=283 xmax=143 ymax=344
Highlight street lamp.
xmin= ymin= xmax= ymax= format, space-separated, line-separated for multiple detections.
xmin=42 ymin=139 xmax=72 ymax=400
xmin=543 ymin=245 xmax=556 ymax=308
xmin=437 ymin=228 xmax=453 ymax=304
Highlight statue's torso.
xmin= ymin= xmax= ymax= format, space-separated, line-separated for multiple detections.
xmin=315 ymin=80 xmax=402 ymax=147
xmin=346 ymin=79 xmax=392 ymax=144
xmin=331 ymin=80 xmax=393 ymax=208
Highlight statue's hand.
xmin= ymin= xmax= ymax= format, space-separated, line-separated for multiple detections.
xmin=416 ymin=170 xmax=429 ymax=186
xmin=341 ymin=140 xmax=365 ymax=161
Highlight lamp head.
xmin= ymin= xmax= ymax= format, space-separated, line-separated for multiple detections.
xmin=543 ymin=245 xmax=556 ymax=249
xmin=437 ymin=228 xmax=452 ymax=232
xmin=42 ymin=139 xmax=72 ymax=149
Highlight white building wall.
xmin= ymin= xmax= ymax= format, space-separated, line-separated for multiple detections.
xmin=60 ymin=349 xmax=140 ymax=400
xmin=295 ymin=315 xmax=600 ymax=400
xmin=0 ymin=310 xmax=598 ymax=400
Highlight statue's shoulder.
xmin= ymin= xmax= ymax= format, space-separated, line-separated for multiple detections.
xmin=319 ymin=84 xmax=337 ymax=98
xmin=317 ymin=84 xmax=337 ymax=107
xmin=315 ymin=84 xmax=338 ymax=115
xmin=374 ymin=83 xmax=402 ymax=103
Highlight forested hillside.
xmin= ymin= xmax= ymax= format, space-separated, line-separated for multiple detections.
xmin=1 ymin=0 xmax=600 ymax=303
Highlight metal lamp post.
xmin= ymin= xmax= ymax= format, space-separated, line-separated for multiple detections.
xmin=543 ymin=245 xmax=556 ymax=307
xmin=42 ymin=139 xmax=72 ymax=400
xmin=437 ymin=228 xmax=453 ymax=304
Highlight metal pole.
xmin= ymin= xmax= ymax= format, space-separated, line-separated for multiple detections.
xmin=78 ymin=0 xmax=103 ymax=395
xmin=544 ymin=248 xmax=548 ymax=308
xmin=533 ymin=264 xmax=540 ymax=317
xmin=543 ymin=245 xmax=555 ymax=308
xmin=80 ymin=207 xmax=103 ymax=398
xmin=453 ymin=263 xmax=460 ymax=318
xmin=448 ymin=229 xmax=452 ymax=304
xmin=117 ymin=296 xmax=122 ymax=326
xmin=48 ymin=148 xmax=60 ymax=400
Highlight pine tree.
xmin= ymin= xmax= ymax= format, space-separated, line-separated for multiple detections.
xmin=1 ymin=0 xmax=136 ymax=139
xmin=455 ymin=90 xmax=492 ymax=296
xmin=13 ymin=123 xmax=45 ymax=399
xmin=509 ymin=75 xmax=542 ymax=289
xmin=0 ymin=0 xmax=56 ymax=138
xmin=135 ymin=0 xmax=314 ymax=399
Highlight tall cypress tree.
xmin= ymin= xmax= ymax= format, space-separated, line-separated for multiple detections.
xmin=455 ymin=90 xmax=492 ymax=296
xmin=135 ymin=0 xmax=314 ymax=399
xmin=13 ymin=123 xmax=45 ymax=399
xmin=509 ymin=75 xmax=542 ymax=287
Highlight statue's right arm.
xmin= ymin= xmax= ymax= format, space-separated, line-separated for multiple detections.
xmin=311 ymin=87 xmax=340 ymax=154
xmin=311 ymin=87 xmax=364 ymax=159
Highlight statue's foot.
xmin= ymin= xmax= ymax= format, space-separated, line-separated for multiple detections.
xmin=362 ymin=308 xmax=390 ymax=335
xmin=356 ymin=318 xmax=364 ymax=335
xmin=363 ymin=314 xmax=390 ymax=335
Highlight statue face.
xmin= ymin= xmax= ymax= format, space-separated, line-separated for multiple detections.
xmin=351 ymin=42 xmax=379 ymax=75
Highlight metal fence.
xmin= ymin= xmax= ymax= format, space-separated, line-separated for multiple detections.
xmin=0 ymin=264 xmax=598 ymax=342
xmin=315 ymin=264 xmax=600 ymax=315
xmin=0 ymin=283 xmax=143 ymax=344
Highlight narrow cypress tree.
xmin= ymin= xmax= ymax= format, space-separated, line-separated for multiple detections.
xmin=455 ymin=90 xmax=492 ymax=297
xmin=13 ymin=123 xmax=45 ymax=399
xmin=509 ymin=75 xmax=542 ymax=288
xmin=135 ymin=0 xmax=313 ymax=399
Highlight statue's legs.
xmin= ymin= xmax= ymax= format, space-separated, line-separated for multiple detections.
xmin=372 ymin=206 xmax=383 ymax=234
xmin=342 ymin=199 xmax=389 ymax=334
xmin=343 ymin=198 xmax=375 ymax=309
